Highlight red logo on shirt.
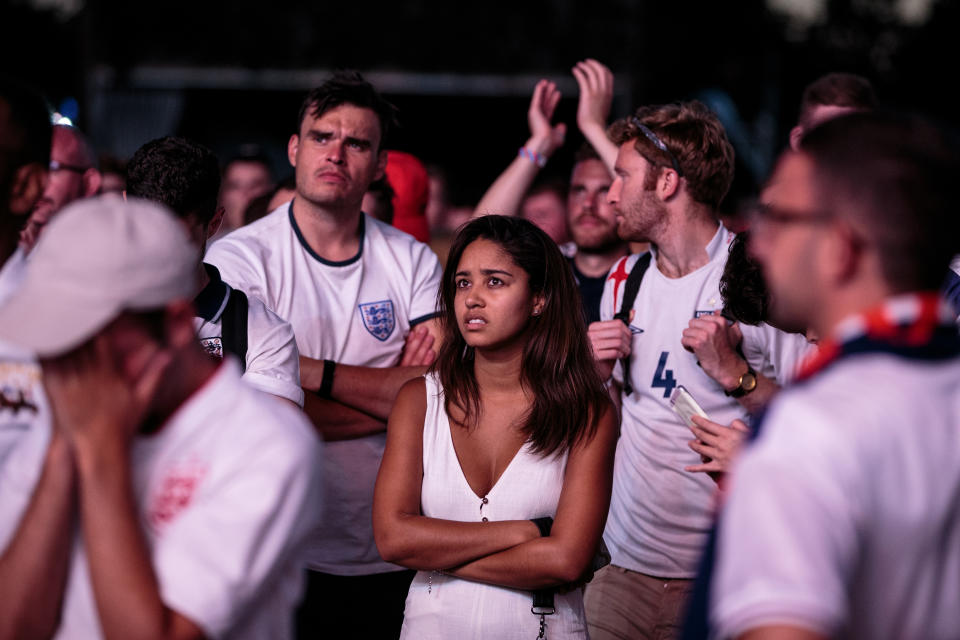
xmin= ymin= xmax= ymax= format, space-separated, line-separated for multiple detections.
xmin=608 ymin=257 xmax=631 ymax=312
xmin=148 ymin=462 xmax=208 ymax=530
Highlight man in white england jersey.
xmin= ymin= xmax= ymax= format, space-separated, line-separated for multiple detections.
xmin=582 ymin=102 xmax=808 ymax=639
xmin=205 ymin=71 xmax=442 ymax=638
xmin=126 ymin=136 xmax=304 ymax=408
xmin=0 ymin=196 xmax=321 ymax=639
xmin=703 ymin=112 xmax=960 ymax=639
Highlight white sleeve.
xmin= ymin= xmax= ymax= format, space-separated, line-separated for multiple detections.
xmin=155 ymin=409 xmax=322 ymax=637
xmin=741 ymin=324 xmax=814 ymax=386
xmin=205 ymin=240 xmax=269 ymax=304
xmin=241 ymin=298 xmax=305 ymax=407
xmin=711 ymin=397 xmax=860 ymax=638
xmin=408 ymin=242 xmax=443 ymax=326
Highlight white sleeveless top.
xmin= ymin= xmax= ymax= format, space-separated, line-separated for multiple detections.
xmin=400 ymin=374 xmax=588 ymax=639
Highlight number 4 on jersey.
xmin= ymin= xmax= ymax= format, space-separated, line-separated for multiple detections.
xmin=651 ymin=351 xmax=677 ymax=398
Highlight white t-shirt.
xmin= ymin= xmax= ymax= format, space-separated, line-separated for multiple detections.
xmin=0 ymin=359 xmax=322 ymax=639
xmin=193 ymin=263 xmax=303 ymax=407
xmin=598 ymin=226 xmax=809 ymax=578
xmin=712 ymin=353 xmax=960 ymax=640
xmin=206 ymin=203 xmax=443 ymax=575
xmin=0 ymin=249 xmax=52 ymax=532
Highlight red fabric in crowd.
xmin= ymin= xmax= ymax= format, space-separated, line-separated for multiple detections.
xmin=385 ymin=150 xmax=430 ymax=243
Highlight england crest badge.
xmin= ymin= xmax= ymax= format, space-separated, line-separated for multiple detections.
xmin=359 ymin=300 xmax=396 ymax=341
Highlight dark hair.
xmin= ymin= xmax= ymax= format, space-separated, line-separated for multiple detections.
xmin=296 ymin=71 xmax=399 ymax=151
xmin=798 ymin=73 xmax=877 ymax=130
xmin=608 ymin=101 xmax=735 ymax=209
xmin=0 ymin=75 xmax=51 ymax=179
xmin=574 ymin=141 xmax=602 ymax=165
xmin=432 ymin=215 xmax=610 ymax=456
xmin=720 ymin=231 xmax=768 ymax=325
xmin=799 ymin=112 xmax=960 ymax=292
xmin=126 ymin=136 xmax=221 ymax=226
xmin=365 ymin=176 xmax=395 ymax=224
xmin=524 ymin=177 xmax=568 ymax=204
xmin=224 ymin=144 xmax=272 ymax=178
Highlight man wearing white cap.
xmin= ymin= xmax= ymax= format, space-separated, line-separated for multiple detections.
xmin=0 ymin=195 xmax=322 ymax=639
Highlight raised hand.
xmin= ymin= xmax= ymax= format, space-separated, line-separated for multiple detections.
xmin=527 ymin=79 xmax=566 ymax=157
xmin=572 ymin=59 xmax=614 ymax=136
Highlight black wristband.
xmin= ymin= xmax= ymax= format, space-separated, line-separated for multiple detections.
xmin=316 ymin=359 xmax=336 ymax=399
xmin=530 ymin=516 xmax=553 ymax=537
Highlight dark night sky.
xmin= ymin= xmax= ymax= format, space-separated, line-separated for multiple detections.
xmin=3 ymin=0 xmax=958 ymax=205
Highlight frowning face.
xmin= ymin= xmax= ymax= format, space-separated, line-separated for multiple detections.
xmin=288 ymin=103 xmax=386 ymax=211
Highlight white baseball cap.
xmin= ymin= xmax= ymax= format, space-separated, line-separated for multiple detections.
xmin=0 ymin=195 xmax=200 ymax=357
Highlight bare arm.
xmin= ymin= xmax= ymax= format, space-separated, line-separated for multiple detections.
xmin=43 ymin=337 xmax=205 ymax=640
xmin=373 ymin=377 xmax=541 ymax=570
xmin=0 ymin=433 xmax=76 ymax=640
xmin=301 ymin=393 xmax=386 ymax=441
xmin=300 ymin=319 xmax=443 ymax=421
xmin=447 ymin=403 xmax=618 ymax=589
xmin=474 ymin=79 xmax=566 ymax=218
xmin=740 ymin=626 xmax=828 ymax=640
xmin=572 ymin=59 xmax=619 ymax=174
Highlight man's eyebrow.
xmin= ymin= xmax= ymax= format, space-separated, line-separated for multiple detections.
xmin=344 ymin=135 xmax=373 ymax=147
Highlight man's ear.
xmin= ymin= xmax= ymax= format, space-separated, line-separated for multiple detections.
xmin=206 ymin=207 xmax=225 ymax=240
xmin=164 ymin=299 xmax=198 ymax=349
xmin=82 ymin=168 xmax=102 ymax=197
xmin=8 ymin=162 xmax=47 ymax=216
xmin=287 ymin=134 xmax=300 ymax=168
xmin=659 ymin=167 xmax=680 ymax=200
xmin=821 ymin=220 xmax=864 ymax=285
xmin=789 ymin=126 xmax=804 ymax=152
xmin=374 ymin=149 xmax=388 ymax=182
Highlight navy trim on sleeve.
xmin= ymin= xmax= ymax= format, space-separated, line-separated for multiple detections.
xmin=410 ymin=311 xmax=442 ymax=327
xmin=288 ymin=200 xmax=365 ymax=267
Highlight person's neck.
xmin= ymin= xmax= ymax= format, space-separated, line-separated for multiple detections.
xmin=195 ymin=261 xmax=209 ymax=293
xmin=473 ymin=343 xmax=526 ymax=396
xmin=143 ymin=347 xmax=220 ymax=435
xmin=650 ymin=205 xmax=720 ymax=279
xmin=291 ymin=196 xmax=364 ymax=262
xmin=574 ymin=243 xmax=629 ymax=278
xmin=814 ymin=280 xmax=900 ymax=343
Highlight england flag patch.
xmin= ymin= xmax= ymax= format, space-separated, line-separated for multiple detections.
xmin=359 ymin=300 xmax=396 ymax=341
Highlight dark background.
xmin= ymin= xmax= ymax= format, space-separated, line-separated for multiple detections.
xmin=3 ymin=0 xmax=957 ymax=207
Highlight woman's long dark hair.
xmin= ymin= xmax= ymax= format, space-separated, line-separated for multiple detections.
xmin=431 ymin=215 xmax=611 ymax=457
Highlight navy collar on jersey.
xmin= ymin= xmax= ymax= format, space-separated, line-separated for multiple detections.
xmin=288 ymin=199 xmax=365 ymax=267
xmin=194 ymin=263 xmax=231 ymax=323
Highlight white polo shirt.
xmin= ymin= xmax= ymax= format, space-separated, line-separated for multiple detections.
xmin=206 ymin=202 xmax=442 ymax=575
xmin=193 ymin=263 xmax=304 ymax=407
xmin=712 ymin=353 xmax=960 ymax=639
xmin=0 ymin=359 xmax=322 ymax=639
xmin=598 ymin=226 xmax=810 ymax=578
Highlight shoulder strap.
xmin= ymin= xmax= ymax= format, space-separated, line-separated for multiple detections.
xmin=221 ymin=287 xmax=249 ymax=372
xmin=612 ymin=253 xmax=651 ymax=395
xmin=614 ymin=252 xmax=651 ymax=324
